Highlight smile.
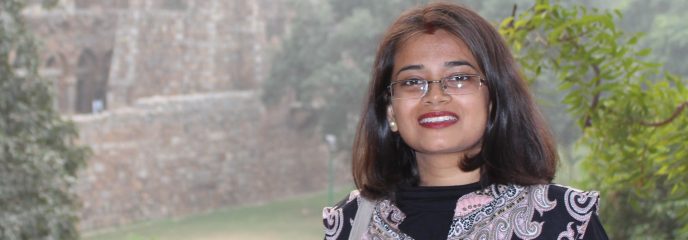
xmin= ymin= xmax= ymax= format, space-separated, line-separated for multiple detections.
xmin=418 ymin=111 xmax=459 ymax=129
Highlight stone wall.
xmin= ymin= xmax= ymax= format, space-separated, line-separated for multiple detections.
xmin=26 ymin=0 xmax=290 ymax=113
xmin=107 ymin=0 xmax=267 ymax=109
xmin=72 ymin=91 xmax=337 ymax=230
xmin=21 ymin=0 xmax=337 ymax=232
xmin=25 ymin=6 xmax=118 ymax=114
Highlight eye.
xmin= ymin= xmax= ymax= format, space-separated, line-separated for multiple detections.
xmin=399 ymin=79 xmax=424 ymax=87
xmin=445 ymin=75 xmax=475 ymax=89
xmin=447 ymin=75 xmax=471 ymax=82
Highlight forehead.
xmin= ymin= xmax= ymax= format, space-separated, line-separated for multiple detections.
xmin=393 ymin=30 xmax=479 ymax=72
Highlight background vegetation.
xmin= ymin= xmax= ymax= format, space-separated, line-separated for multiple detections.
xmin=1 ymin=0 xmax=88 ymax=239
xmin=500 ymin=1 xmax=687 ymax=238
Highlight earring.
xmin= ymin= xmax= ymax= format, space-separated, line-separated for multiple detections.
xmin=389 ymin=121 xmax=398 ymax=132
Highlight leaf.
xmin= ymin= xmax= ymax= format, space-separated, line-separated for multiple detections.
xmin=628 ymin=35 xmax=639 ymax=45
xmin=636 ymin=48 xmax=652 ymax=57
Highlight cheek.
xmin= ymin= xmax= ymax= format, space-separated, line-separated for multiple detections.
xmin=458 ymin=96 xmax=490 ymax=130
xmin=391 ymin=102 xmax=414 ymax=122
xmin=472 ymin=91 xmax=490 ymax=116
xmin=461 ymin=94 xmax=489 ymax=112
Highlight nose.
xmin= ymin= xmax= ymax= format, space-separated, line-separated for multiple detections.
xmin=423 ymin=81 xmax=451 ymax=105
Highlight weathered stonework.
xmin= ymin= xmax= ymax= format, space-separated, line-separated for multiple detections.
xmin=73 ymin=91 xmax=334 ymax=230
xmin=28 ymin=0 xmax=273 ymax=113
xmin=23 ymin=0 xmax=346 ymax=232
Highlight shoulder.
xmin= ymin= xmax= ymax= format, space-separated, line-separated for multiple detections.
xmin=545 ymin=184 xmax=600 ymax=201
xmin=527 ymin=184 xmax=603 ymax=238
xmin=538 ymin=184 xmax=601 ymax=216
xmin=322 ymin=190 xmax=361 ymax=240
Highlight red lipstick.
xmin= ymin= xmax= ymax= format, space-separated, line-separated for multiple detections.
xmin=417 ymin=111 xmax=459 ymax=129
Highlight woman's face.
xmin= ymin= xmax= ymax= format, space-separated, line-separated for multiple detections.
xmin=388 ymin=29 xmax=489 ymax=160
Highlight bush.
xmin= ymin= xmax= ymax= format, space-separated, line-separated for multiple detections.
xmin=500 ymin=1 xmax=688 ymax=238
xmin=1 ymin=0 xmax=89 ymax=239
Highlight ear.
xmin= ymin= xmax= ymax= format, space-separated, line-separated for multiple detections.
xmin=387 ymin=105 xmax=398 ymax=132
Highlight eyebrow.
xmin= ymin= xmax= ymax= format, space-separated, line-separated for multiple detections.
xmin=445 ymin=60 xmax=476 ymax=69
xmin=395 ymin=60 xmax=477 ymax=78
xmin=395 ymin=64 xmax=423 ymax=78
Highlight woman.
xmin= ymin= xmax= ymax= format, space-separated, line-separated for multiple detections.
xmin=323 ymin=2 xmax=608 ymax=240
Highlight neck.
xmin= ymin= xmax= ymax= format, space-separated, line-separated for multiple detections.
xmin=416 ymin=152 xmax=480 ymax=186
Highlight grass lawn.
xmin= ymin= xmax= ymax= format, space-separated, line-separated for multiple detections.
xmin=82 ymin=188 xmax=353 ymax=240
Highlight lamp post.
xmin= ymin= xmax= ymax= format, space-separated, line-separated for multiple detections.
xmin=325 ymin=134 xmax=337 ymax=204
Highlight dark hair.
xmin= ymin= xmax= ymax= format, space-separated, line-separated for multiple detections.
xmin=352 ymin=2 xmax=557 ymax=200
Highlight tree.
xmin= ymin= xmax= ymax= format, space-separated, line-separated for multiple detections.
xmin=500 ymin=0 xmax=688 ymax=238
xmin=263 ymin=0 xmax=419 ymax=151
xmin=616 ymin=0 xmax=688 ymax=77
xmin=1 ymin=0 xmax=88 ymax=239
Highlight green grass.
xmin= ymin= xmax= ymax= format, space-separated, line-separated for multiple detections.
xmin=82 ymin=188 xmax=353 ymax=240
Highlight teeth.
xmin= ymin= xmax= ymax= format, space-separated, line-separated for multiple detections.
xmin=419 ymin=116 xmax=457 ymax=124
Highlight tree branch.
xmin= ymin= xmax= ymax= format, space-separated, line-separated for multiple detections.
xmin=584 ymin=64 xmax=602 ymax=128
xmin=511 ymin=4 xmax=518 ymax=20
xmin=556 ymin=33 xmax=602 ymax=129
xmin=640 ymin=101 xmax=688 ymax=127
xmin=506 ymin=4 xmax=518 ymax=29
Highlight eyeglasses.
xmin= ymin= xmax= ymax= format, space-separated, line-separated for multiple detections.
xmin=388 ymin=74 xmax=485 ymax=99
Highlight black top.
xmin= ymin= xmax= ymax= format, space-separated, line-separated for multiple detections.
xmin=396 ymin=182 xmax=483 ymax=240
xmin=394 ymin=182 xmax=609 ymax=240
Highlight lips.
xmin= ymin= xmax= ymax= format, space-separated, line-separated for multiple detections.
xmin=418 ymin=111 xmax=459 ymax=129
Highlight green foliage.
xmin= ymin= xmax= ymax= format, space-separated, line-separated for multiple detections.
xmin=262 ymin=0 xmax=419 ymax=150
xmin=1 ymin=0 xmax=88 ymax=239
xmin=500 ymin=0 xmax=688 ymax=238
xmin=616 ymin=0 xmax=688 ymax=77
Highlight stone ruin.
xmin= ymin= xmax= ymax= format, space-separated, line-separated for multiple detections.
xmin=24 ymin=0 xmax=349 ymax=231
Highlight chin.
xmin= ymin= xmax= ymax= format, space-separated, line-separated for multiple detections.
xmin=417 ymin=142 xmax=482 ymax=155
xmin=417 ymin=147 xmax=467 ymax=155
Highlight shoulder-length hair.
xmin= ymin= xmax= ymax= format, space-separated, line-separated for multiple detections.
xmin=352 ymin=2 xmax=557 ymax=200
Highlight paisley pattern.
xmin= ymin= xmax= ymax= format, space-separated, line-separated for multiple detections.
xmin=454 ymin=193 xmax=493 ymax=217
xmin=446 ymin=184 xmax=559 ymax=239
xmin=323 ymin=206 xmax=344 ymax=240
xmin=323 ymin=184 xmax=600 ymax=240
xmin=323 ymin=190 xmax=360 ymax=240
xmin=563 ymin=186 xmax=599 ymax=236
xmin=557 ymin=222 xmax=577 ymax=240
xmin=365 ymin=199 xmax=413 ymax=239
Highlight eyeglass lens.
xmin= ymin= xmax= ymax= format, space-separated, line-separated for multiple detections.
xmin=390 ymin=75 xmax=482 ymax=99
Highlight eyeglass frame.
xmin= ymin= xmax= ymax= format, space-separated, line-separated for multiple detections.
xmin=387 ymin=74 xmax=486 ymax=100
